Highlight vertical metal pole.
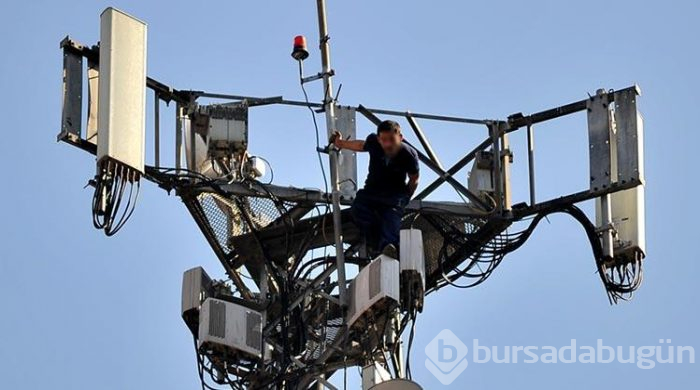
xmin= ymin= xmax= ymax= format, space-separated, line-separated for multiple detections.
xmin=190 ymin=112 xmax=196 ymax=172
xmin=259 ymin=266 xmax=269 ymax=371
xmin=175 ymin=103 xmax=183 ymax=170
xmin=600 ymin=194 xmax=614 ymax=259
xmin=316 ymin=0 xmax=347 ymax=307
xmin=527 ymin=124 xmax=535 ymax=206
xmin=500 ymin=130 xmax=512 ymax=211
xmin=387 ymin=309 xmax=404 ymax=379
xmin=490 ymin=123 xmax=503 ymax=212
xmin=154 ymin=93 xmax=160 ymax=168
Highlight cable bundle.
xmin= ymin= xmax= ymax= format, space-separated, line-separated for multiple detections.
xmin=91 ymin=158 xmax=141 ymax=236
xmin=599 ymin=251 xmax=644 ymax=304
xmin=429 ymin=205 xmax=645 ymax=304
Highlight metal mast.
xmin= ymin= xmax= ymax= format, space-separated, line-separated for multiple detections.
xmin=316 ymin=0 xmax=347 ymax=307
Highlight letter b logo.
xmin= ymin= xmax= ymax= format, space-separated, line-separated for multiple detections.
xmin=439 ymin=339 xmax=458 ymax=362
xmin=425 ymin=329 xmax=469 ymax=385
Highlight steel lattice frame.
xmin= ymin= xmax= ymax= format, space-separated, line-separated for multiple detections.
xmin=58 ymin=25 xmax=645 ymax=389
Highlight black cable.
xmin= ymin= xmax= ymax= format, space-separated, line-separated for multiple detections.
xmin=298 ymin=59 xmax=332 ymax=264
xmin=109 ymin=169 xmax=140 ymax=235
xmin=91 ymin=159 xmax=141 ymax=236
xmin=429 ymin=204 xmax=642 ymax=303
xmin=405 ymin=312 xmax=417 ymax=380
xmin=295 ymin=58 xmax=336 ymax=298
xmin=244 ymin=177 xmax=293 ymax=265
xmin=194 ymin=337 xmax=230 ymax=390
xmin=298 ymin=59 xmax=329 ymax=196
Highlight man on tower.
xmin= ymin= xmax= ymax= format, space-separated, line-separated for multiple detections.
xmin=333 ymin=120 xmax=420 ymax=257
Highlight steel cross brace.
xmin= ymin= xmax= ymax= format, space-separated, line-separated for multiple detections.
xmin=356 ymin=105 xmax=492 ymax=211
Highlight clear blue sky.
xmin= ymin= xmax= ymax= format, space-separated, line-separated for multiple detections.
xmin=1 ymin=1 xmax=698 ymax=389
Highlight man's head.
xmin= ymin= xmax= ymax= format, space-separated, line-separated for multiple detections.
xmin=376 ymin=120 xmax=403 ymax=157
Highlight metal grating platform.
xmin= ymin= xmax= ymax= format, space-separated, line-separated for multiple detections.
xmin=179 ymin=182 xmax=510 ymax=292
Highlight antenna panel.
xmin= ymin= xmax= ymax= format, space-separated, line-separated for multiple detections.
xmin=97 ymin=7 xmax=147 ymax=173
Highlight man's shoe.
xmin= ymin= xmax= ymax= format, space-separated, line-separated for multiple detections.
xmin=381 ymin=244 xmax=398 ymax=259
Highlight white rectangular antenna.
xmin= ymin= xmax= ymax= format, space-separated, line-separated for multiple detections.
xmin=594 ymin=87 xmax=646 ymax=260
xmin=97 ymin=7 xmax=147 ymax=173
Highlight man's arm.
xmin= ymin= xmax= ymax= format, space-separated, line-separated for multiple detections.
xmin=407 ymin=172 xmax=419 ymax=197
xmin=332 ymin=131 xmax=365 ymax=152
xmin=406 ymin=146 xmax=420 ymax=198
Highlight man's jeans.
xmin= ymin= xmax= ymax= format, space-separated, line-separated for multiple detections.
xmin=351 ymin=189 xmax=408 ymax=253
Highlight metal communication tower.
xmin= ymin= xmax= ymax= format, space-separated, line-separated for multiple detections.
xmin=58 ymin=3 xmax=646 ymax=389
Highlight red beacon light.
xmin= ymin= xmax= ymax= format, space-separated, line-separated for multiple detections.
xmin=291 ymin=35 xmax=309 ymax=61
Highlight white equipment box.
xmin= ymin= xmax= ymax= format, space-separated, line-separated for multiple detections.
xmin=97 ymin=7 xmax=147 ymax=173
xmin=191 ymin=104 xmax=248 ymax=160
xmin=596 ymin=186 xmax=646 ymax=261
xmin=198 ymin=298 xmax=263 ymax=360
xmin=181 ymin=267 xmax=212 ymax=318
xmin=347 ymin=255 xmax=400 ymax=328
xmin=468 ymin=151 xmax=495 ymax=197
xmin=181 ymin=267 xmax=212 ymax=334
xmin=399 ymin=229 xmax=426 ymax=312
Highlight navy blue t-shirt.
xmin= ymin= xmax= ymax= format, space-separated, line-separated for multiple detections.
xmin=362 ymin=133 xmax=419 ymax=196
